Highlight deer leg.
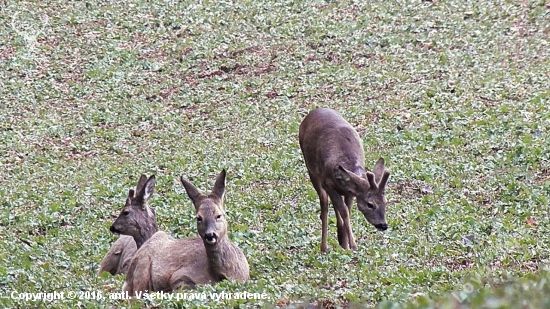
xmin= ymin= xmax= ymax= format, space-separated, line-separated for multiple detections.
xmin=126 ymin=255 xmax=152 ymax=297
xmin=337 ymin=196 xmax=354 ymax=247
xmin=344 ymin=195 xmax=355 ymax=248
xmin=327 ymin=189 xmax=357 ymax=250
xmin=170 ymin=270 xmax=196 ymax=291
xmin=310 ymin=175 xmax=329 ymax=252
xmin=344 ymin=195 xmax=354 ymax=211
xmin=319 ymin=189 xmax=329 ymax=252
xmin=335 ymin=208 xmax=347 ymax=248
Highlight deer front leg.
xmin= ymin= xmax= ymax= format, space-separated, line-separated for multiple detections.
xmin=335 ymin=208 xmax=347 ymax=248
xmin=337 ymin=195 xmax=354 ymax=247
xmin=343 ymin=195 xmax=355 ymax=248
xmin=327 ymin=190 xmax=357 ymax=250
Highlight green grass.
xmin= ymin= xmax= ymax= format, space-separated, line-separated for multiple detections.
xmin=0 ymin=0 xmax=549 ymax=308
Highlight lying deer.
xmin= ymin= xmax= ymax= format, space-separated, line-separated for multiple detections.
xmin=299 ymin=107 xmax=390 ymax=252
xmin=98 ymin=235 xmax=136 ymax=276
xmin=123 ymin=170 xmax=249 ymax=295
xmin=98 ymin=175 xmax=158 ymax=276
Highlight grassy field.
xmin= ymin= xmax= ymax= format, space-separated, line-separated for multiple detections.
xmin=1 ymin=0 xmax=549 ymax=308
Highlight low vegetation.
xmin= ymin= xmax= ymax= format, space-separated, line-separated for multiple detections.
xmin=0 ymin=0 xmax=548 ymax=308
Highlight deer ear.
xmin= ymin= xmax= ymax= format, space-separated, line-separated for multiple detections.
xmin=181 ymin=176 xmax=202 ymax=209
xmin=334 ymin=166 xmax=364 ymax=195
xmin=137 ymin=175 xmax=155 ymax=203
xmin=211 ymin=169 xmax=226 ymax=201
xmin=135 ymin=175 xmax=148 ymax=194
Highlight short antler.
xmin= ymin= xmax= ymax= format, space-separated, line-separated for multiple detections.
xmin=366 ymin=172 xmax=377 ymax=190
xmin=378 ymin=171 xmax=390 ymax=190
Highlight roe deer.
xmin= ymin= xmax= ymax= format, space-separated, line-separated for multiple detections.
xmin=98 ymin=235 xmax=136 ymax=276
xmin=123 ymin=169 xmax=249 ymax=296
xmin=180 ymin=169 xmax=249 ymax=282
xmin=299 ymin=107 xmax=390 ymax=252
xmin=98 ymin=175 xmax=158 ymax=276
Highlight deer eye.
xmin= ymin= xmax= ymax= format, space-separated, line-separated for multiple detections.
xmin=366 ymin=203 xmax=375 ymax=210
xmin=196 ymin=216 xmax=203 ymax=223
xmin=122 ymin=211 xmax=130 ymax=216
xmin=216 ymin=214 xmax=222 ymax=220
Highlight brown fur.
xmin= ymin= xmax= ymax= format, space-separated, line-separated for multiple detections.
xmin=123 ymin=170 xmax=249 ymax=297
xmin=123 ymin=232 xmax=210 ymax=293
xmin=98 ymin=175 xmax=158 ymax=276
xmin=110 ymin=175 xmax=158 ymax=248
xmin=299 ymin=108 xmax=391 ymax=252
xmin=98 ymin=235 xmax=136 ymax=275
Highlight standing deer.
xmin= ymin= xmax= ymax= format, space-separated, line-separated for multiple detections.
xmin=123 ymin=169 xmax=249 ymax=296
xmin=299 ymin=107 xmax=390 ymax=252
xmin=98 ymin=175 xmax=158 ymax=276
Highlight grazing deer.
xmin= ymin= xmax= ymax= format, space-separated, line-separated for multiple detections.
xmin=98 ymin=175 xmax=158 ymax=276
xmin=299 ymin=107 xmax=390 ymax=252
xmin=123 ymin=170 xmax=249 ymax=296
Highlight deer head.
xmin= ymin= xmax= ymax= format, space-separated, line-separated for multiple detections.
xmin=180 ymin=170 xmax=227 ymax=246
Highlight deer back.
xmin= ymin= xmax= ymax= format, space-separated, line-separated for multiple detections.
xmin=299 ymin=108 xmax=366 ymax=187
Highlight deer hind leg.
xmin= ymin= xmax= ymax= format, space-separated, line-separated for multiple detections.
xmin=327 ymin=190 xmax=356 ymax=250
xmin=129 ymin=256 xmax=153 ymax=297
xmin=169 ymin=269 xmax=196 ymax=292
xmin=319 ymin=189 xmax=329 ymax=252
xmin=123 ymin=255 xmax=137 ymax=296
xmin=98 ymin=249 xmax=121 ymax=276
xmin=310 ymin=174 xmax=329 ymax=252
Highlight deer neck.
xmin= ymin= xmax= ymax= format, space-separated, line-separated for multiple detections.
xmin=353 ymin=165 xmax=367 ymax=178
xmin=203 ymin=235 xmax=234 ymax=280
xmin=134 ymin=223 xmax=158 ymax=248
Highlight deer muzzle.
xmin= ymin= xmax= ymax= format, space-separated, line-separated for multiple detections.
xmin=204 ymin=232 xmax=218 ymax=245
xmin=109 ymin=225 xmax=122 ymax=235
